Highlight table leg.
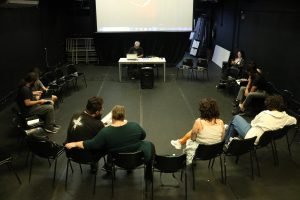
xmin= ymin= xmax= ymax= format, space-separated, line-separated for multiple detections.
xmin=119 ymin=63 xmax=122 ymax=82
xmin=163 ymin=63 xmax=166 ymax=82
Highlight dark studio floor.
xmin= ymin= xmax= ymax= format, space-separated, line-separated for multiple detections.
xmin=0 ymin=61 xmax=300 ymax=200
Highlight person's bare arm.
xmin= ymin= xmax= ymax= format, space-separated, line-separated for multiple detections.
xmin=65 ymin=141 xmax=84 ymax=149
xmin=24 ymin=99 xmax=49 ymax=106
xmin=191 ymin=119 xmax=202 ymax=141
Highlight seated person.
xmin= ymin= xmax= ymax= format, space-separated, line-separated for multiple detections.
xmin=217 ymin=50 xmax=245 ymax=88
xmin=66 ymin=96 xmax=105 ymax=173
xmin=232 ymin=62 xmax=267 ymax=114
xmin=223 ymin=50 xmax=245 ymax=78
xmin=65 ymin=105 xmax=155 ymax=181
xmin=31 ymin=67 xmax=58 ymax=102
xmin=170 ymin=98 xmax=225 ymax=165
xmin=16 ymin=72 xmax=60 ymax=133
xmin=225 ymin=95 xmax=297 ymax=144
xmin=127 ymin=41 xmax=144 ymax=79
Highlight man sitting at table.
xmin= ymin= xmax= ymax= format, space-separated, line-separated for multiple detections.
xmin=128 ymin=41 xmax=144 ymax=80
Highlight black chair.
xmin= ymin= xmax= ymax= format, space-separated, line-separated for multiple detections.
xmin=26 ymin=135 xmax=64 ymax=187
xmin=282 ymin=90 xmax=300 ymax=146
xmin=152 ymin=154 xmax=187 ymax=200
xmin=55 ymin=67 xmax=76 ymax=90
xmin=12 ymin=106 xmax=44 ymax=130
xmin=191 ymin=58 xmax=209 ymax=80
xmin=66 ymin=64 xmax=87 ymax=88
xmin=270 ymin=125 xmax=295 ymax=165
xmin=223 ymin=137 xmax=257 ymax=183
xmin=41 ymin=71 xmax=64 ymax=102
xmin=0 ymin=151 xmax=22 ymax=184
xmin=191 ymin=141 xmax=225 ymax=190
xmin=110 ymin=151 xmax=145 ymax=197
xmin=65 ymin=148 xmax=102 ymax=195
xmin=176 ymin=58 xmax=194 ymax=79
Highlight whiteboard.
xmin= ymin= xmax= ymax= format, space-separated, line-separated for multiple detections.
xmin=212 ymin=45 xmax=231 ymax=68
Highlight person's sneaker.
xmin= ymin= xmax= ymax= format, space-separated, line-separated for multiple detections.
xmin=232 ymin=100 xmax=239 ymax=107
xmin=170 ymin=140 xmax=182 ymax=150
xmin=224 ymin=124 xmax=229 ymax=131
xmin=101 ymin=163 xmax=112 ymax=174
xmin=53 ymin=124 xmax=61 ymax=130
xmin=44 ymin=127 xmax=58 ymax=134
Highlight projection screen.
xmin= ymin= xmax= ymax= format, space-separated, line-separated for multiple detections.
xmin=95 ymin=0 xmax=194 ymax=32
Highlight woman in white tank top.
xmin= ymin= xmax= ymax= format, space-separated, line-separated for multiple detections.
xmin=171 ymin=98 xmax=225 ymax=165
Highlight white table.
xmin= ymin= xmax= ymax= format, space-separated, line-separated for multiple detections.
xmin=118 ymin=57 xmax=166 ymax=82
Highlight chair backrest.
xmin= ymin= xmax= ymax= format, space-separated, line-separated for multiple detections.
xmin=197 ymin=58 xmax=208 ymax=68
xmin=26 ymin=136 xmax=63 ymax=159
xmin=256 ymin=130 xmax=274 ymax=147
xmin=55 ymin=68 xmax=65 ymax=79
xmin=225 ymin=137 xmax=257 ymax=156
xmin=272 ymin=125 xmax=294 ymax=141
xmin=43 ymin=71 xmax=56 ymax=83
xmin=112 ymin=151 xmax=144 ymax=170
xmin=67 ymin=64 xmax=77 ymax=74
xmin=65 ymin=148 xmax=100 ymax=164
xmin=194 ymin=141 xmax=225 ymax=161
xmin=153 ymin=154 xmax=186 ymax=173
xmin=182 ymin=58 xmax=194 ymax=67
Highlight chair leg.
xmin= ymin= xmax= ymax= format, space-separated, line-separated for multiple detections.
xmin=272 ymin=141 xmax=279 ymax=165
xmin=250 ymin=151 xmax=254 ymax=180
xmin=93 ymin=172 xmax=96 ymax=195
xmin=6 ymin=162 xmax=22 ymax=184
xmin=224 ymin=155 xmax=227 ymax=184
xmin=253 ymin=149 xmax=261 ymax=177
xmin=285 ymin=134 xmax=292 ymax=157
xmin=69 ymin=161 xmax=74 ymax=173
xmin=219 ymin=155 xmax=224 ymax=183
xmin=192 ymin=164 xmax=195 ymax=190
xmin=29 ymin=154 xmax=34 ymax=183
xmin=79 ymin=164 xmax=83 ymax=174
xmin=25 ymin=151 xmax=30 ymax=167
xmin=53 ymin=158 xmax=57 ymax=187
xmin=82 ymin=75 xmax=87 ymax=88
xmin=209 ymin=158 xmax=215 ymax=168
xmin=270 ymin=141 xmax=278 ymax=166
xmin=65 ymin=159 xmax=70 ymax=190
xmin=185 ymin=168 xmax=187 ymax=200
xmin=151 ymin=169 xmax=154 ymax=200
xmin=111 ymin=165 xmax=115 ymax=198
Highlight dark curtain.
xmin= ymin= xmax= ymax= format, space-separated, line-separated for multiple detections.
xmin=93 ymin=32 xmax=191 ymax=66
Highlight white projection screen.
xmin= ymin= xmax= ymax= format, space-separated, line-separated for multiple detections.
xmin=95 ymin=0 xmax=194 ymax=32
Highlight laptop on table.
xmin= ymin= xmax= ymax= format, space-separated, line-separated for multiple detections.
xmin=126 ymin=53 xmax=138 ymax=60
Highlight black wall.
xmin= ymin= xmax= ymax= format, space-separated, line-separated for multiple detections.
xmin=214 ymin=0 xmax=300 ymax=99
xmin=0 ymin=0 xmax=66 ymax=100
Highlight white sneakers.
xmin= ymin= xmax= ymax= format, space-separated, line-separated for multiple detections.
xmin=224 ymin=124 xmax=229 ymax=131
xmin=170 ymin=139 xmax=182 ymax=150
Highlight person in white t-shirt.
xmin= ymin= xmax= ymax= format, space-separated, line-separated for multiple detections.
xmin=225 ymin=95 xmax=297 ymax=144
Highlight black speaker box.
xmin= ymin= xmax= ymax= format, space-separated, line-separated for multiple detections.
xmin=140 ymin=67 xmax=154 ymax=89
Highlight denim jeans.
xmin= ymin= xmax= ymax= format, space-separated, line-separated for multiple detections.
xmin=225 ymin=115 xmax=251 ymax=142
